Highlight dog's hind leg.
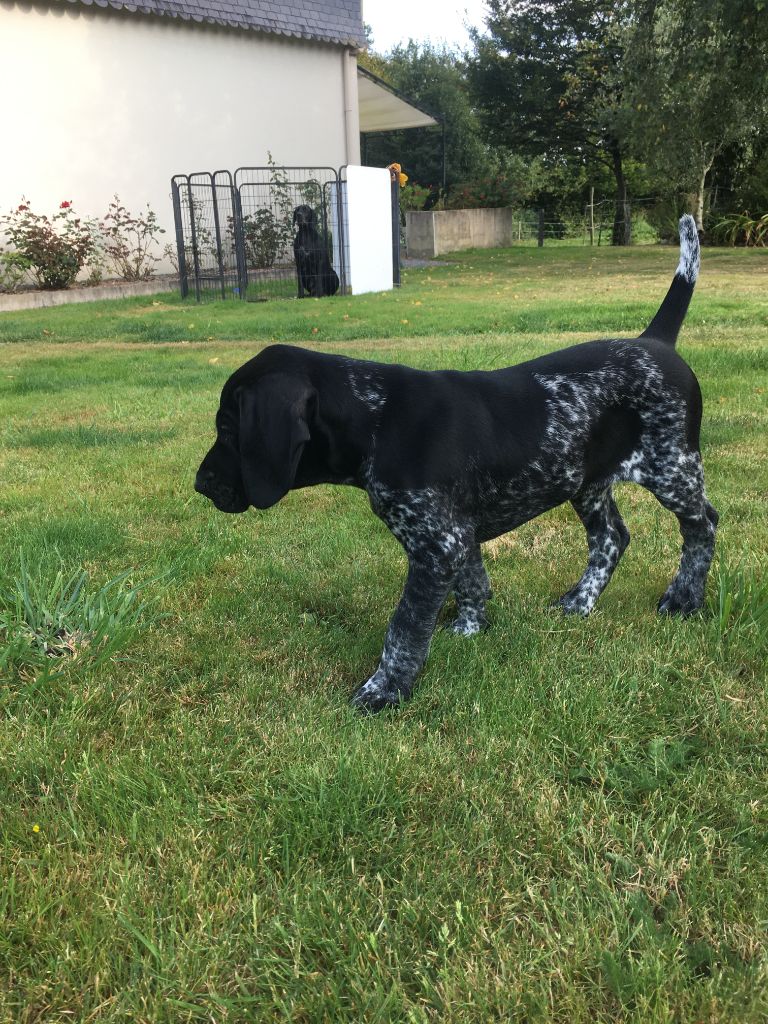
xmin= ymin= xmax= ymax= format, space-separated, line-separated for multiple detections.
xmin=448 ymin=544 xmax=492 ymax=635
xmin=644 ymin=452 xmax=718 ymax=616
xmin=557 ymin=483 xmax=630 ymax=615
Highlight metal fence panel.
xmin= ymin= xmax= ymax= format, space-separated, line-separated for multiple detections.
xmin=171 ymin=166 xmax=349 ymax=302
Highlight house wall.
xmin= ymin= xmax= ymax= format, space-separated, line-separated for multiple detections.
xmin=0 ymin=0 xmax=360 ymax=270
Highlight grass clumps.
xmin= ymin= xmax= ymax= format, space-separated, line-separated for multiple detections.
xmin=0 ymin=552 xmax=154 ymax=683
xmin=709 ymin=559 xmax=768 ymax=644
xmin=1 ymin=244 xmax=767 ymax=1021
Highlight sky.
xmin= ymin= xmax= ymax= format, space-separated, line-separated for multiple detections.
xmin=362 ymin=0 xmax=489 ymax=54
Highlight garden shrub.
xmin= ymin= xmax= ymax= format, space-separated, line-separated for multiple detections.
xmin=0 ymin=250 xmax=31 ymax=293
xmin=444 ymin=176 xmax=520 ymax=209
xmin=711 ymin=211 xmax=768 ymax=247
xmin=399 ymin=182 xmax=438 ymax=212
xmin=99 ymin=195 xmax=166 ymax=280
xmin=1 ymin=200 xmax=96 ymax=289
xmin=240 ymin=208 xmax=286 ymax=269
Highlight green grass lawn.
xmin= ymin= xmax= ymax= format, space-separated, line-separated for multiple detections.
xmin=1 ymin=244 xmax=767 ymax=1022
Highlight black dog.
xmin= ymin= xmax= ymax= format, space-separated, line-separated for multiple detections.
xmin=292 ymin=205 xmax=339 ymax=298
xmin=196 ymin=216 xmax=717 ymax=713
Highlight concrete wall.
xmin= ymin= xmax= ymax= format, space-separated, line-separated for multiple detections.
xmin=0 ymin=1 xmax=360 ymax=271
xmin=406 ymin=208 xmax=515 ymax=258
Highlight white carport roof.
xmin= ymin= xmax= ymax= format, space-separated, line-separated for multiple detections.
xmin=357 ymin=66 xmax=440 ymax=132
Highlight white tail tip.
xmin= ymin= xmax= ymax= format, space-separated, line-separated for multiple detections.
xmin=677 ymin=214 xmax=700 ymax=285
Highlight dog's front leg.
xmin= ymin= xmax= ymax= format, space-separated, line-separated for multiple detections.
xmin=350 ymin=556 xmax=456 ymax=713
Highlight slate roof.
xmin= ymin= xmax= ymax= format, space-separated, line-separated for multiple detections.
xmin=57 ymin=0 xmax=366 ymax=47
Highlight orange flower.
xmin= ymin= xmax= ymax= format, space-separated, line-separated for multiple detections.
xmin=387 ymin=163 xmax=409 ymax=188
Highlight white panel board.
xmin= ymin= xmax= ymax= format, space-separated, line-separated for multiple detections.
xmin=345 ymin=166 xmax=394 ymax=295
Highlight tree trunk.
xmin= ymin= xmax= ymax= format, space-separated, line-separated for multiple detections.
xmin=610 ymin=143 xmax=631 ymax=246
xmin=693 ymin=153 xmax=714 ymax=234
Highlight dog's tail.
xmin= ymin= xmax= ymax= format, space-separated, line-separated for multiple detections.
xmin=640 ymin=214 xmax=699 ymax=346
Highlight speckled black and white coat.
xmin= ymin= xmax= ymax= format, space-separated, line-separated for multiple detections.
xmin=196 ymin=215 xmax=717 ymax=713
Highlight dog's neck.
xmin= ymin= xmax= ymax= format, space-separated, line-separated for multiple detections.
xmin=294 ymin=358 xmax=381 ymax=489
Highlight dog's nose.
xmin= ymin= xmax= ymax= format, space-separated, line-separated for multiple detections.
xmin=195 ymin=469 xmax=215 ymax=494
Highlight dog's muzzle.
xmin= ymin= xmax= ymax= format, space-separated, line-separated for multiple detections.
xmin=195 ymin=470 xmax=248 ymax=513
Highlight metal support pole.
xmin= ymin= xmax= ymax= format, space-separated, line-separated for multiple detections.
xmin=232 ymin=186 xmax=249 ymax=300
xmin=187 ymin=181 xmax=202 ymax=302
xmin=209 ymin=174 xmax=227 ymax=300
xmin=334 ymin=169 xmax=348 ymax=295
xmin=391 ymin=176 xmax=401 ymax=287
xmin=171 ymin=178 xmax=188 ymax=299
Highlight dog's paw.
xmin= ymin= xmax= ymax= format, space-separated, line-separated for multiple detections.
xmin=444 ymin=613 xmax=488 ymax=636
xmin=554 ymin=590 xmax=592 ymax=616
xmin=349 ymin=677 xmax=404 ymax=714
xmin=657 ymin=588 xmax=702 ymax=617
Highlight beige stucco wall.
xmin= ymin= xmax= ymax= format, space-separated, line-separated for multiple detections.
xmin=0 ymin=1 xmax=360 ymax=269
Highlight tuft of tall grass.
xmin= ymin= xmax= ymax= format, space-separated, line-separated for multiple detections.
xmin=711 ymin=211 xmax=768 ymax=247
xmin=0 ymin=552 xmax=156 ymax=681
xmin=708 ymin=559 xmax=768 ymax=648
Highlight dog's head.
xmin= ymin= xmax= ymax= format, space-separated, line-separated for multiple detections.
xmin=195 ymin=349 xmax=317 ymax=513
xmin=292 ymin=204 xmax=317 ymax=230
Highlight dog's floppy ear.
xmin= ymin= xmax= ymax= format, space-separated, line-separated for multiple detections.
xmin=238 ymin=374 xmax=315 ymax=509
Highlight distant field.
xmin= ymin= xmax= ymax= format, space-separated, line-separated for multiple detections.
xmin=1 ymin=244 xmax=767 ymax=1022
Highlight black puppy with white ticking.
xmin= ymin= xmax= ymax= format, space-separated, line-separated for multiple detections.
xmin=196 ymin=216 xmax=717 ymax=713
xmin=292 ymin=204 xmax=340 ymax=298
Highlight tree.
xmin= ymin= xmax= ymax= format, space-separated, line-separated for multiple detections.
xmin=627 ymin=0 xmax=768 ymax=230
xmin=360 ymin=42 xmax=497 ymax=195
xmin=468 ymin=0 xmax=637 ymax=243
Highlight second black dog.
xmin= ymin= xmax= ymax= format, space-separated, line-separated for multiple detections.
xmin=292 ymin=205 xmax=339 ymax=298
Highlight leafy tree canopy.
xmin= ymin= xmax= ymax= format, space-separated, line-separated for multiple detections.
xmin=468 ymin=0 xmax=637 ymax=240
xmin=361 ymin=1 xmax=768 ymax=234
xmin=360 ymin=41 xmax=497 ymax=194
xmin=626 ymin=0 xmax=768 ymax=226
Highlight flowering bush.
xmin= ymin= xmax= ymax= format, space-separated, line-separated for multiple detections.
xmin=1 ymin=200 xmax=96 ymax=289
xmin=99 ymin=195 xmax=165 ymax=280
